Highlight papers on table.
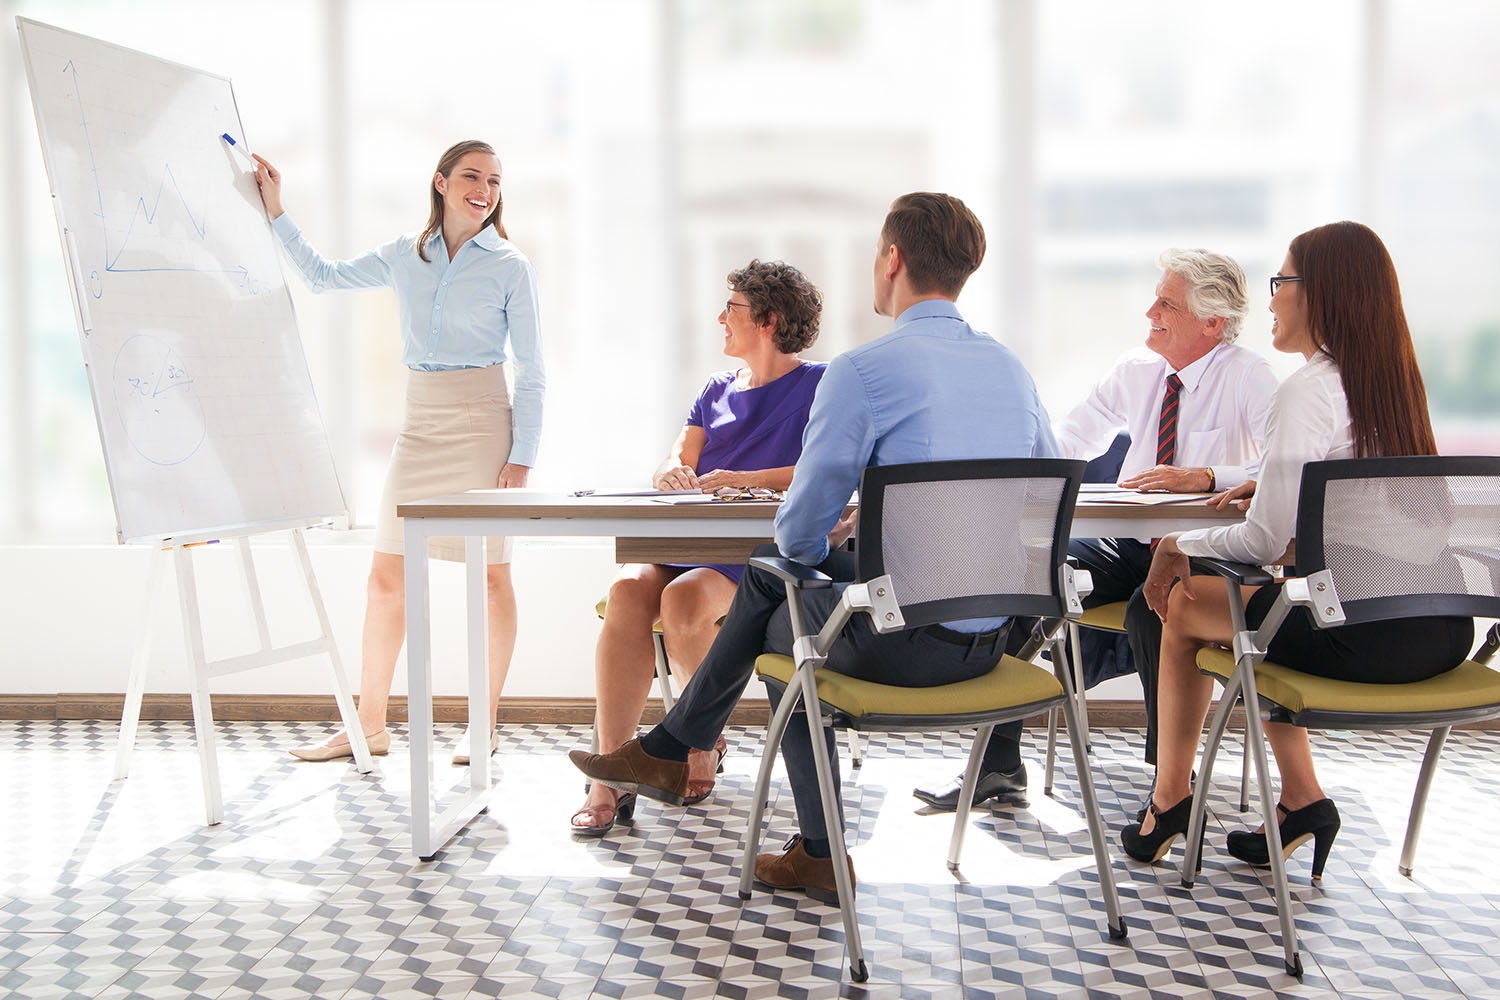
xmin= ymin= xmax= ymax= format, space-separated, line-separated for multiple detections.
xmin=1079 ymin=484 xmax=1215 ymax=505
xmin=569 ymin=488 xmax=702 ymax=497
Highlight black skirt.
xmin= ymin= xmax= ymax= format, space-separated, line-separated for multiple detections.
xmin=1244 ymin=583 xmax=1474 ymax=684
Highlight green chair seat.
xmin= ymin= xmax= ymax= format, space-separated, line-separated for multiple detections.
xmin=1197 ymin=649 xmax=1500 ymax=719
xmin=1077 ymin=601 xmax=1129 ymax=633
xmin=755 ymin=652 xmax=1064 ymax=728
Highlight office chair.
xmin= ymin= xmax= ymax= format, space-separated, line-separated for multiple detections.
xmin=737 ymin=458 xmax=1127 ymax=981
xmin=1177 ymin=455 xmax=1500 ymax=977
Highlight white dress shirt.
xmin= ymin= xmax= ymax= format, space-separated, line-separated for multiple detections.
xmin=1053 ymin=341 xmax=1278 ymax=491
xmin=1176 ymin=352 xmax=1352 ymax=565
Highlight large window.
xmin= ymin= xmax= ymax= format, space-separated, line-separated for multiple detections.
xmin=5 ymin=0 xmax=1498 ymax=541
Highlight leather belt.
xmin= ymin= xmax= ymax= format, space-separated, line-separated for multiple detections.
xmin=923 ymin=623 xmax=1006 ymax=648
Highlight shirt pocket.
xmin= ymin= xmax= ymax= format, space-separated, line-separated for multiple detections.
xmin=1180 ymin=428 xmax=1225 ymax=468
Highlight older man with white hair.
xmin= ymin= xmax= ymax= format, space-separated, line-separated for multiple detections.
xmin=915 ymin=248 xmax=1278 ymax=811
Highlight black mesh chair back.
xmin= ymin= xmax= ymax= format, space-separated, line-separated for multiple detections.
xmin=1296 ymin=456 xmax=1500 ymax=625
xmin=855 ymin=458 xmax=1086 ymax=628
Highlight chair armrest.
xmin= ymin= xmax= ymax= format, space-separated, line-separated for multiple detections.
xmin=748 ymin=555 xmax=834 ymax=590
xmin=1191 ymin=557 xmax=1274 ymax=587
xmin=1477 ymin=622 xmax=1500 ymax=667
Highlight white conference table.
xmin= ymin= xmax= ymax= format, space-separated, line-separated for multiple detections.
xmin=397 ymin=489 xmax=1245 ymax=859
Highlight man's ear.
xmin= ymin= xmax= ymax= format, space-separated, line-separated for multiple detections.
xmin=884 ymin=243 xmax=902 ymax=282
xmin=1203 ymin=315 xmax=1226 ymax=340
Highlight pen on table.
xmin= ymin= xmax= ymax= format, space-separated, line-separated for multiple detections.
xmin=220 ymin=132 xmax=255 ymax=168
xmin=570 ymin=489 xmax=595 ymax=497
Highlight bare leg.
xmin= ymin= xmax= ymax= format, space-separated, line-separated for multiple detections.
xmin=658 ymin=569 xmax=738 ymax=792
xmin=1140 ymin=579 xmax=1256 ymax=833
xmin=306 ymin=552 xmax=406 ymax=750
xmin=1263 ymin=723 xmax=1326 ymax=812
xmin=575 ymin=565 xmax=677 ymax=825
xmin=484 ymin=562 xmax=519 ymax=725
xmin=659 ymin=568 xmax=738 ymax=685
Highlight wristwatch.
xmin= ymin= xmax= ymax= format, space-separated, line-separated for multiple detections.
xmin=1204 ymin=467 xmax=1217 ymax=491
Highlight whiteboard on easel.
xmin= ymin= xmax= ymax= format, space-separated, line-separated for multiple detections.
xmin=17 ymin=17 xmax=347 ymax=544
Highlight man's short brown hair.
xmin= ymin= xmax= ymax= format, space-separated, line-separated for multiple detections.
xmin=880 ymin=192 xmax=986 ymax=297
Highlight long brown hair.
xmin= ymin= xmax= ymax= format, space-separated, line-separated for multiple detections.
xmin=1288 ymin=221 xmax=1437 ymax=458
xmin=416 ymin=140 xmax=508 ymax=262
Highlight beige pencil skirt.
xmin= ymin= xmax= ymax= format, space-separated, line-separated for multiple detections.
xmin=374 ymin=365 xmax=516 ymax=564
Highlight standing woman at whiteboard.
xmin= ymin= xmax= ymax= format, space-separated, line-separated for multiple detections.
xmin=253 ymin=140 xmax=544 ymax=763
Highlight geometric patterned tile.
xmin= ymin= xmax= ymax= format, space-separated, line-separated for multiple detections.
xmin=10 ymin=720 xmax=1500 ymax=999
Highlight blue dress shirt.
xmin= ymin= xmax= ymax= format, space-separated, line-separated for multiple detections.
xmin=775 ymin=299 xmax=1059 ymax=631
xmin=271 ymin=214 xmax=546 ymax=467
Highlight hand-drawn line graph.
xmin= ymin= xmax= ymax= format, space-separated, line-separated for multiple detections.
xmin=62 ymin=60 xmax=260 ymax=299
xmin=112 ymin=333 xmax=207 ymax=466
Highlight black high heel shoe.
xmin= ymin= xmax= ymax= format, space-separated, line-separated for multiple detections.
xmin=1226 ymin=798 xmax=1340 ymax=882
xmin=1121 ymin=794 xmax=1200 ymax=864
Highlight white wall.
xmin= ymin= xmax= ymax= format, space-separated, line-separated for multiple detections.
xmin=4 ymin=533 xmax=619 ymax=699
xmin=4 ymin=532 xmax=1148 ymax=702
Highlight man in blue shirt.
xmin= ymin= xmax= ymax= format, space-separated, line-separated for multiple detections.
xmin=572 ymin=192 xmax=1056 ymax=901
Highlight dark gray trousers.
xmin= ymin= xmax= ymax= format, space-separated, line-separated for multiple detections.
xmin=660 ymin=543 xmax=1002 ymax=840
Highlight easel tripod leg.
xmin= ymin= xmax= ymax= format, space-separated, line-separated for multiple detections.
xmin=114 ymin=546 xmax=165 ymax=781
xmin=173 ymin=546 xmax=224 ymax=826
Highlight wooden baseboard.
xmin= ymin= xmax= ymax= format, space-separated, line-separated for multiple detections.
xmin=6 ymin=694 xmax=1499 ymax=731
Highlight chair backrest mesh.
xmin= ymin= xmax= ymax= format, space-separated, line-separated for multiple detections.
xmin=880 ymin=478 xmax=1062 ymax=605
xmin=1299 ymin=458 xmax=1500 ymax=624
xmin=856 ymin=459 xmax=1085 ymax=628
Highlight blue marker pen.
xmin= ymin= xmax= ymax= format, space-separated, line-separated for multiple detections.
xmin=220 ymin=132 xmax=255 ymax=168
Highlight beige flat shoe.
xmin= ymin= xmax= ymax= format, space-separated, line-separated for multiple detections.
xmin=289 ymin=728 xmax=390 ymax=761
xmin=452 ymin=728 xmax=500 ymax=766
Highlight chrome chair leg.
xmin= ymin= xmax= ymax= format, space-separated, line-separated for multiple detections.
xmin=1055 ymin=637 xmax=1126 ymax=940
xmin=947 ymin=723 xmax=995 ymax=870
xmin=738 ymin=681 xmax=804 ymax=900
xmin=796 ymin=666 xmax=867 ymax=982
xmin=1400 ymin=726 xmax=1450 ymax=877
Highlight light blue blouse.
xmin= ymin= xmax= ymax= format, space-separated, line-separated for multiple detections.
xmin=270 ymin=213 xmax=545 ymax=467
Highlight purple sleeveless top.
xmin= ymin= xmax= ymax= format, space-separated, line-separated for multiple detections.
xmin=675 ymin=361 xmax=826 ymax=583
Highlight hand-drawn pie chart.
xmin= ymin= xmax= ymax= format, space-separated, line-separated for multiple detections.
xmin=112 ymin=333 xmax=207 ymax=466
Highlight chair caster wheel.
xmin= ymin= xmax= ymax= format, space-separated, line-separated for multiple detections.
xmin=1286 ymin=954 xmax=1304 ymax=978
xmin=850 ymin=959 xmax=869 ymax=982
xmin=1108 ymin=916 xmax=1128 ymax=941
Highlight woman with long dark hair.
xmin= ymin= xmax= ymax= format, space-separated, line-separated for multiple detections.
xmin=253 ymin=140 xmax=544 ymax=763
xmin=1121 ymin=221 xmax=1473 ymax=876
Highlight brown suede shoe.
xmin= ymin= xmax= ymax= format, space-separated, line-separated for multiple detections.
xmin=754 ymin=835 xmax=856 ymax=905
xmin=569 ymin=738 xmax=691 ymax=806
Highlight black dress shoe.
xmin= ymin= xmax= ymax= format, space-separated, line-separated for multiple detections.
xmin=1226 ymin=798 xmax=1340 ymax=882
xmin=912 ymin=764 xmax=1027 ymax=811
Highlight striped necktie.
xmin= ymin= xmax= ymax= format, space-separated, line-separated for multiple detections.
xmin=1156 ymin=373 xmax=1183 ymax=467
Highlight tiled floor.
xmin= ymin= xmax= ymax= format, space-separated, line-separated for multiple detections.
xmin=4 ymin=719 xmax=1500 ymax=999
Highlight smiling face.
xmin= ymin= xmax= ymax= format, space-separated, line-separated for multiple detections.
xmin=718 ymin=291 xmax=772 ymax=360
xmin=433 ymin=152 xmax=502 ymax=230
xmin=1144 ymin=271 xmax=1222 ymax=370
xmin=1269 ymin=251 xmax=1317 ymax=358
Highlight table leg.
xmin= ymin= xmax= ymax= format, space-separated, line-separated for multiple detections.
xmin=405 ymin=520 xmax=435 ymax=859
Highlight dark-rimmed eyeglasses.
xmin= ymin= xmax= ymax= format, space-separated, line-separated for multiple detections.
xmin=724 ymin=299 xmax=752 ymax=314
xmin=1269 ymin=275 xmax=1304 ymax=296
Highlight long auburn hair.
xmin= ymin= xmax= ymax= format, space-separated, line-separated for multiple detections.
xmin=1288 ymin=221 xmax=1436 ymax=458
xmin=417 ymin=140 xmax=508 ymax=262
